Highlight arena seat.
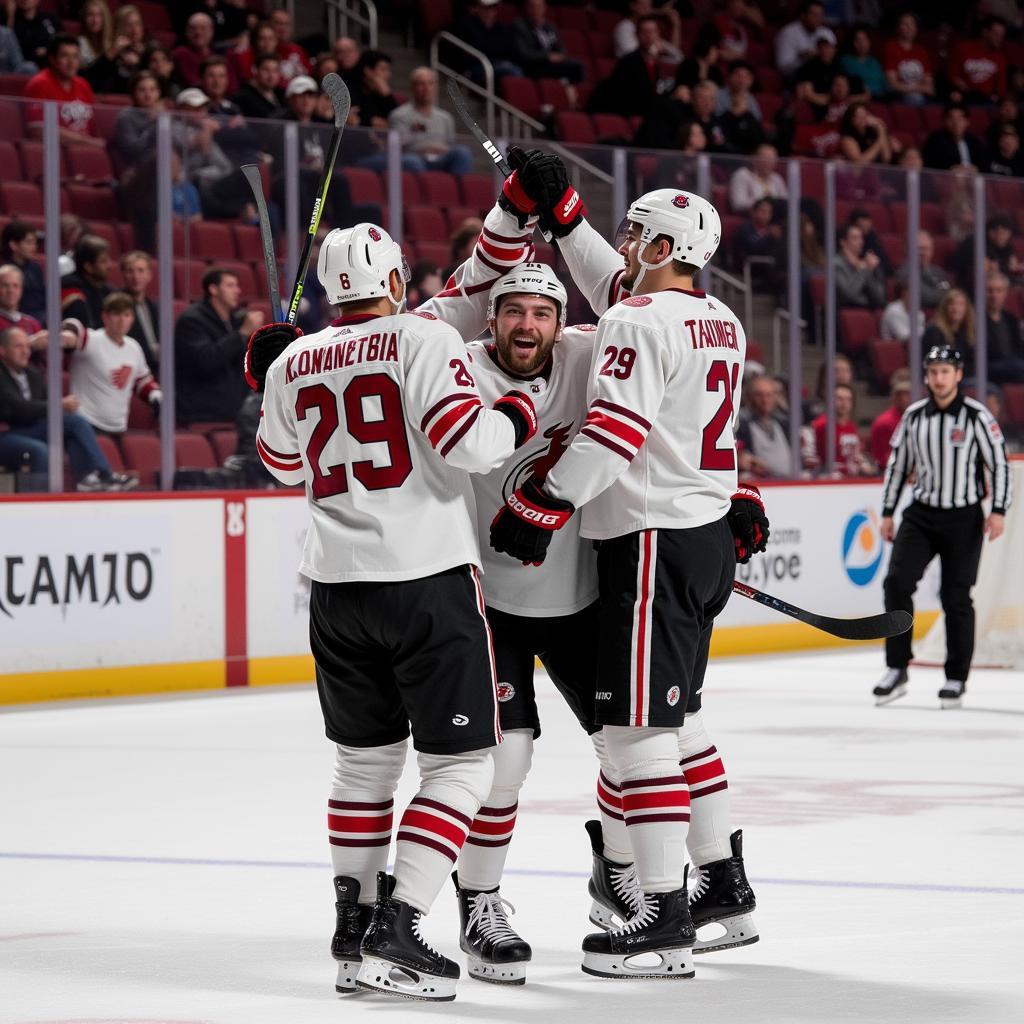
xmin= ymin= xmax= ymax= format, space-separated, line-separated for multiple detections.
xmin=401 ymin=171 xmax=423 ymax=205
xmin=405 ymin=206 xmax=447 ymax=240
xmin=0 ymin=180 xmax=42 ymax=215
xmin=127 ymin=393 xmax=157 ymax=432
xmin=868 ymin=339 xmax=908 ymax=392
xmin=174 ymin=432 xmax=217 ymax=470
xmin=210 ymin=429 xmax=238 ymax=465
xmin=559 ymin=27 xmax=593 ymax=62
xmin=120 ymin=434 xmax=161 ymax=485
xmin=91 ymin=105 xmax=122 ymax=140
xmin=1002 ymin=383 xmax=1024 ymax=427
xmin=0 ymin=141 xmax=22 ymax=182
xmin=342 ymin=167 xmax=385 ymax=206
xmin=444 ymin=205 xmax=478 ymax=232
xmin=419 ymin=170 xmax=459 ymax=207
xmin=189 ymin=221 xmax=235 ymax=261
xmin=556 ymin=111 xmax=595 ymax=145
xmin=95 ymin=435 xmax=125 ymax=472
xmin=65 ymin=144 xmax=114 ymax=182
xmin=459 ymin=173 xmax=495 ymax=213
xmin=64 ymin=183 xmax=118 ymax=220
xmin=593 ymin=113 xmax=632 ymax=142
xmin=838 ymin=308 xmax=880 ymax=356
xmin=500 ymin=77 xmax=543 ymax=122
xmin=0 ymin=99 xmax=23 ymax=140
xmin=538 ymin=78 xmax=572 ymax=112
xmin=414 ymin=241 xmax=450 ymax=269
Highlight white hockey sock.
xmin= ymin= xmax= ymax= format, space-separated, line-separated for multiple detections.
xmin=591 ymin=730 xmax=632 ymax=864
xmin=604 ymin=726 xmax=690 ymax=894
xmin=678 ymin=711 xmax=733 ymax=865
xmin=457 ymin=729 xmax=533 ymax=891
xmin=328 ymin=739 xmax=406 ymax=903
xmin=393 ymin=747 xmax=494 ymax=914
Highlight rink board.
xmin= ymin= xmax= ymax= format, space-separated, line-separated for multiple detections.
xmin=0 ymin=479 xmax=944 ymax=704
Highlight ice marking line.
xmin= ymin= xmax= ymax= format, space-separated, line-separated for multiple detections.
xmin=1 ymin=851 xmax=1022 ymax=896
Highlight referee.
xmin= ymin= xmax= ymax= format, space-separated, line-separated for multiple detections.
xmin=873 ymin=344 xmax=1012 ymax=708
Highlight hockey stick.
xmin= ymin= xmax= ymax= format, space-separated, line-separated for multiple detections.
xmin=445 ymin=78 xmax=555 ymax=244
xmin=241 ymin=163 xmax=282 ymax=323
xmin=283 ymin=72 xmax=351 ymax=326
xmin=731 ymin=581 xmax=913 ymax=641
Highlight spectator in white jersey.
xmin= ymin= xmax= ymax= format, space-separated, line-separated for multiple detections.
xmin=70 ymin=291 xmax=161 ymax=437
xmin=491 ymin=163 xmax=770 ymax=977
xmin=387 ymin=67 xmax=473 ymax=175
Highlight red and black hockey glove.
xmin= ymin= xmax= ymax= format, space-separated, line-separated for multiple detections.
xmin=493 ymin=389 xmax=538 ymax=449
xmin=728 ymin=483 xmax=770 ymax=564
xmin=244 ymin=321 xmax=302 ymax=392
xmin=497 ymin=145 xmax=544 ymax=229
xmin=519 ymin=152 xmax=586 ymax=239
xmin=490 ymin=475 xmax=575 ymax=566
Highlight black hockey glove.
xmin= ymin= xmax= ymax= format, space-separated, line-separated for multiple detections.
xmin=490 ymin=476 xmax=575 ymax=566
xmin=493 ymin=390 xmax=539 ymax=449
xmin=518 ymin=152 xmax=587 ymax=239
xmin=497 ymin=145 xmax=545 ymax=229
xmin=728 ymin=484 xmax=770 ymax=564
xmin=244 ymin=321 xmax=302 ymax=392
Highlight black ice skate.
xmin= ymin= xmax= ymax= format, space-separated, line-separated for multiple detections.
xmin=331 ymin=875 xmax=374 ymax=992
xmin=939 ymin=679 xmax=965 ymax=709
xmin=356 ymin=872 xmax=459 ymax=1001
xmin=688 ymin=830 xmax=759 ymax=954
xmin=873 ymin=667 xmax=908 ymax=706
xmin=452 ymin=873 xmax=531 ymax=985
xmin=581 ymin=871 xmax=696 ymax=980
xmin=585 ymin=819 xmax=643 ymax=931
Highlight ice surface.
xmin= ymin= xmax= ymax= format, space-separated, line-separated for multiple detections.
xmin=2 ymin=649 xmax=1022 ymax=1023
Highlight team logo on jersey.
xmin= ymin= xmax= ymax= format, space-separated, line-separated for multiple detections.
xmin=666 ymin=685 xmax=680 ymax=707
xmin=672 ymin=195 xmax=690 ymax=209
xmin=988 ymin=419 xmax=1004 ymax=442
xmin=950 ymin=427 xmax=966 ymax=446
xmin=568 ymin=323 xmax=597 ymax=331
xmin=368 ymin=227 xmax=381 ymax=241
xmin=841 ymin=508 xmax=884 ymax=587
xmin=411 ymin=310 xmax=437 ymax=320
xmin=504 ymin=420 xmax=575 ymax=494
xmin=621 ymin=296 xmax=652 ymax=307
xmin=497 ymin=682 xmax=516 ymax=702
xmin=452 ymin=714 xmax=470 ymax=726
xmin=110 ymin=365 xmax=132 ymax=390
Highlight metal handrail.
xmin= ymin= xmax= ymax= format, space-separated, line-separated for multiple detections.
xmin=430 ymin=32 xmax=498 ymax=135
xmin=326 ymin=0 xmax=378 ymax=48
xmin=772 ymin=307 xmax=807 ymax=376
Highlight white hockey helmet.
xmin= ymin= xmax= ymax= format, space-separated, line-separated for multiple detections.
xmin=316 ymin=222 xmax=410 ymax=307
xmin=624 ymin=189 xmax=722 ymax=271
xmin=486 ymin=262 xmax=568 ymax=327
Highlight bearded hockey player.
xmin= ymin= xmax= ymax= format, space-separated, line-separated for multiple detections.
xmin=256 ymin=221 xmax=539 ymax=1002
xmin=491 ymin=182 xmax=769 ymax=979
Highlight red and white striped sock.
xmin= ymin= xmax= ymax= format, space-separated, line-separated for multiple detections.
xmin=457 ymin=801 xmax=518 ymax=890
xmin=679 ymin=714 xmax=733 ymax=865
xmin=596 ymin=769 xmax=633 ymax=865
xmin=393 ymin=795 xmax=475 ymax=912
xmin=327 ymin=792 xmax=394 ymax=901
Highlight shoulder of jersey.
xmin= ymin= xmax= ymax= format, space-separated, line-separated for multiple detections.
xmin=904 ymin=397 xmax=930 ymax=416
xmin=962 ymin=394 xmax=989 ymax=415
xmin=561 ymin=324 xmax=600 ymax=350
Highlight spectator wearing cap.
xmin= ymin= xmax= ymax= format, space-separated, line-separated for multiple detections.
xmin=454 ymin=0 xmax=524 ymax=83
xmin=948 ymin=15 xmax=1007 ymax=106
xmin=988 ymin=125 xmax=1024 ymax=176
xmin=880 ymin=279 xmax=925 ymax=342
xmin=869 ymin=368 xmax=913 ymax=467
xmin=174 ymin=12 xmax=237 ymax=90
xmin=883 ymin=12 xmax=934 ymax=106
xmin=62 ymin=235 xmax=113 ymax=330
xmin=511 ymin=0 xmax=584 ymax=85
xmin=268 ymin=7 xmax=311 ymax=83
xmin=388 ymin=67 xmax=473 ymax=175
xmin=0 ymin=325 xmax=134 ymax=490
xmin=0 ymin=24 xmax=36 ymax=73
xmin=952 ymin=214 xmax=1021 ymax=291
xmin=1 ymin=220 xmax=46 ymax=325
xmin=775 ymin=1 xmax=831 ymax=80
xmin=839 ymin=26 xmax=885 ymax=99
xmin=10 ymin=0 xmax=62 ymax=67
xmin=233 ymin=52 xmax=286 ymax=119
xmin=284 ymin=74 xmax=327 ymax=123
xmin=922 ymin=104 xmax=988 ymax=171
xmin=729 ymin=144 xmax=788 ymax=214
xmin=984 ymin=272 xmax=1024 ymax=384
xmin=736 ymin=373 xmax=793 ymax=479
xmin=70 ymin=291 xmax=161 ymax=437
xmin=24 ymin=33 xmax=104 ymax=149
xmin=613 ymin=0 xmax=681 ymax=60
xmin=120 ymin=250 xmax=159 ymax=374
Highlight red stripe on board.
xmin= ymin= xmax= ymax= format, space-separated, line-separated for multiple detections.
xmin=476 ymin=803 xmax=518 ymax=816
xmin=328 ymin=798 xmax=394 ymax=811
xmin=682 ymin=758 xmax=726 ymax=786
xmin=419 ymin=392 xmax=479 ymax=431
xmin=440 ymin=406 xmax=482 ymax=458
xmin=679 ymin=746 xmax=717 ymax=767
xmin=224 ymin=499 xmax=248 ymax=687
xmin=329 ymin=835 xmax=392 ymax=847
xmin=585 ymin=410 xmax=646 ymax=450
xmin=328 ymin=813 xmax=394 ymax=834
xmin=580 ymin=426 xmax=634 ymax=462
xmin=469 ymin=817 xmax=516 ymax=837
xmin=633 ymin=530 xmax=653 ymax=726
xmin=427 ymin=399 xmax=481 ymax=448
xmin=621 ymin=790 xmax=690 ymax=812
xmin=624 ymin=812 xmax=691 ymax=825
xmin=408 ymin=797 xmax=474 ymax=829
xmin=591 ymin=399 xmax=652 ymax=431
xmin=396 ymin=830 xmax=460 ymax=862
xmin=689 ymin=780 xmax=730 ymax=799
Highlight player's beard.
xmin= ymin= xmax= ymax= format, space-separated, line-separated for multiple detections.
xmin=495 ymin=326 xmax=556 ymax=377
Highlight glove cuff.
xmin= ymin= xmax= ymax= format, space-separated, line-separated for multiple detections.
xmin=494 ymin=390 xmax=538 ymax=448
xmin=551 ymin=185 xmax=584 ymax=226
xmin=732 ymin=484 xmax=764 ymax=510
xmin=502 ymin=171 xmax=536 ymax=214
xmin=507 ymin=478 xmax=574 ymax=531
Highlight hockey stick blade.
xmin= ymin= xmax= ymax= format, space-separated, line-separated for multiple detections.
xmin=241 ymin=163 xmax=282 ymax=323
xmin=284 ymin=73 xmax=350 ymax=325
xmin=446 ymin=78 xmax=512 ymax=176
xmin=731 ymin=581 xmax=914 ymax=641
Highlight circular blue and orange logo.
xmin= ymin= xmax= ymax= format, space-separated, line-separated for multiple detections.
xmin=842 ymin=509 xmax=884 ymax=587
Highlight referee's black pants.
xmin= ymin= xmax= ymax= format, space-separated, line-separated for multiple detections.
xmin=883 ymin=502 xmax=984 ymax=681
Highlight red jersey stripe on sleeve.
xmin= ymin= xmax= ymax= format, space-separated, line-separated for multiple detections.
xmin=419 ymin=391 xmax=479 ymax=431
xmin=580 ymin=426 xmax=635 ymax=462
xmin=256 ymin=434 xmax=302 ymax=471
xmin=584 ymin=410 xmax=647 ymax=450
xmin=591 ymin=399 xmax=652 ymax=431
xmin=440 ymin=405 xmax=483 ymax=457
xmin=426 ymin=398 xmax=483 ymax=449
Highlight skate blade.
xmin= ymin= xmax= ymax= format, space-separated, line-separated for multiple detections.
xmin=581 ymin=947 xmax=695 ymax=979
xmin=335 ymin=956 xmax=361 ymax=993
xmin=693 ymin=912 xmax=759 ymax=955
xmin=355 ymin=955 xmax=457 ymax=1001
xmin=588 ymin=898 xmax=627 ymax=932
xmin=467 ymin=954 xmax=528 ymax=986
xmin=940 ymin=697 xmax=963 ymax=709
xmin=874 ymin=684 xmax=907 ymax=706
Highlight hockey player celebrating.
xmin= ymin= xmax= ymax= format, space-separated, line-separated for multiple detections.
xmin=255 ymin=221 xmax=538 ymax=1002
xmin=491 ymin=178 xmax=770 ymax=979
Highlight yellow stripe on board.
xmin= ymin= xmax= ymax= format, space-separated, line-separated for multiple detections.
xmin=0 ymin=661 xmax=225 ymax=705
xmin=248 ymin=655 xmax=316 ymax=687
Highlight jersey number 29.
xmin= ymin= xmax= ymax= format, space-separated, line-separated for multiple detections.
xmin=295 ymin=375 xmax=413 ymax=499
xmin=701 ymin=359 xmax=740 ymax=471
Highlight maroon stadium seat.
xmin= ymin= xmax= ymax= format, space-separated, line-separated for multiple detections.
xmin=405 ymin=206 xmax=447 ymax=240
xmin=88 ymin=221 xmax=121 ymax=257
xmin=459 ymin=173 xmax=495 ymax=213
xmin=401 ymin=170 xmax=423 ymax=205
xmin=414 ymin=241 xmax=450 ymax=270
xmin=868 ymin=340 xmax=909 ymax=392
xmin=593 ymin=113 xmax=632 ymax=142
xmin=555 ymin=111 xmax=595 ymax=145
xmin=500 ymin=77 xmax=542 ymax=122
xmin=120 ymin=434 xmax=161 ymax=485
xmin=0 ymin=99 xmax=23 ymax=140
xmin=0 ymin=141 xmax=22 ymax=181
xmin=0 ymin=180 xmax=42 ymax=215
xmin=838 ymin=308 xmax=881 ymax=356
xmin=16 ymin=139 xmax=67 ymax=184
xmin=64 ymin=183 xmax=118 ymax=220
xmin=0 ymin=73 xmax=28 ymax=96
xmin=559 ymin=28 xmax=593 ymax=62
xmin=65 ymin=144 xmax=114 ymax=181
xmin=91 ymin=105 xmax=121 ymax=140
xmin=127 ymin=392 xmax=157 ymax=431
xmin=444 ymin=205 xmax=477 ymax=232
xmin=210 ymin=429 xmax=238 ymax=465
xmin=190 ymin=221 xmax=235 ymax=260
xmin=95 ymin=434 xmax=125 ymax=472
xmin=231 ymin=223 xmax=260 ymax=260
xmin=1002 ymin=383 xmax=1024 ymax=426
xmin=419 ymin=170 xmax=459 ymax=206
xmin=175 ymin=432 xmax=217 ymax=470
xmin=538 ymin=78 xmax=571 ymax=111
xmin=342 ymin=167 xmax=385 ymax=206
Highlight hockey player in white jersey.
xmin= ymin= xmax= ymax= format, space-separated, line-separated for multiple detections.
xmin=257 ymin=221 xmax=539 ymax=1002
xmin=491 ymin=179 xmax=770 ymax=978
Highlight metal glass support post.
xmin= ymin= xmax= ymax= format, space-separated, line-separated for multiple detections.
xmin=284 ymin=122 xmax=300 ymax=294
xmin=612 ymin=147 xmax=627 ymax=233
xmin=906 ymin=168 xmax=923 ymax=402
xmin=973 ymin=173 xmax=988 ymax=397
xmin=42 ymin=101 xmax=63 ymax=492
xmin=695 ymin=154 xmax=711 ymax=291
xmin=787 ymin=158 xmax=802 ymax=478
xmin=387 ymin=130 xmax=403 ymax=242
xmin=824 ymin=161 xmax=837 ymax=476
xmin=156 ymin=113 xmax=176 ymax=492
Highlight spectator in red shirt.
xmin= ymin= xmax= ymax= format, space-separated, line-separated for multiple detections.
xmin=869 ymin=368 xmax=912 ymax=467
xmin=175 ymin=12 xmax=236 ymax=91
xmin=806 ymin=383 xmax=876 ymax=477
xmin=269 ymin=7 xmax=311 ymax=83
xmin=883 ymin=12 xmax=934 ymax=106
xmin=230 ymin=20 xmax=277 ymax=86
xmin=24 ymin=33 xmax=105 ymax=149
xmin=948 ymin=15 xmax=1008 ymax=106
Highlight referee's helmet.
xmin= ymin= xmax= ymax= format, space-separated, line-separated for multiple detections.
xmin=923 ymin=343 xmax=964 ymax=369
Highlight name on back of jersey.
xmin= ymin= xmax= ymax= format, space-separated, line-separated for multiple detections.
xmin=283 ymin=331 xmax=399 ymax=383
xmin=683 ymin=318 xmax=740 ymax=351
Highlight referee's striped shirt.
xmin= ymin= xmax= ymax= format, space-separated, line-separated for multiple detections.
xmin=881 ymin=393 xmax=1012 ymax=516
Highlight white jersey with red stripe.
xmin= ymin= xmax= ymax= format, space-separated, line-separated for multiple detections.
xmin=465 ymin=327 xmax=600 ymax=617
xmin=258 ymin=309 xmax=518 ymax=583
xmin=545 ymin=288 xmax=747 ymax=538
xmin=557 ymin=217 xmax=632 ymax=317
xmin=70 ymin=328 xmax=159 ymax=433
